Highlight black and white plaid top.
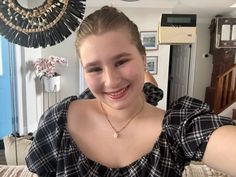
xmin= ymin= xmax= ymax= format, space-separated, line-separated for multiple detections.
xmin=26 ymin=84 xmax=235 ymax=177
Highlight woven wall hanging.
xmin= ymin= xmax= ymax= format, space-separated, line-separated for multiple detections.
xmin=0 ymin=0 xmax=86 ymax=48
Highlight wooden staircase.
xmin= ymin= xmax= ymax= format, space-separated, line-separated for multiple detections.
xmin=213 ymin=64 xmax=236 ymax=114
xmin=233 ymin=109 xmax=236 ymax=120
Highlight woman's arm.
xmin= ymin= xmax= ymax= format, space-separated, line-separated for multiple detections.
xmin=144 ymin=71 xmax=158 ymax=87
xmin=202 ymin=125 xmax=236 ymax=176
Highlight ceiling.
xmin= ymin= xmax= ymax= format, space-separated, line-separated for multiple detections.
xmin=86 ymin=0 xmax=236 ymax=18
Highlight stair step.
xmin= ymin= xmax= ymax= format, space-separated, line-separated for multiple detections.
xmin=232 ymin=109 xmax=236 ymax=120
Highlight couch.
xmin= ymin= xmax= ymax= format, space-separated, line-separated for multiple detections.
xmin=3 ymin=135 xmax=32 ymax=165
xmin=0 ymin=163 xmax=232 ymax=177
xmin=0 ymin=165 xmax=37 ymax=177
xmin=182 ymin=162 xmax=231 ymax=177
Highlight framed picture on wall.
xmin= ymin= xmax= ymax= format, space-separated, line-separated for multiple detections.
xmin=140 ymin=31 xmax=158 ymax=50
xmin=146 ymin=56 xmax=158 ymax=74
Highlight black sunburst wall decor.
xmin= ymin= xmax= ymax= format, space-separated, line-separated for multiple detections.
xmin=0 ymin=0 xmax=86 ymax=48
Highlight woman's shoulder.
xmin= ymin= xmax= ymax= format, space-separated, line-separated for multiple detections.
xmin=46 ymin=95 xmax=78 ymax=114
xmin=41 ymin=97 xmax=97 ymax=125
xmin=162 ymin=95 xmax=235 ymax=141
xmin=161 ymin=96 xmax=235 ymax=161
xmin=146 ymin=102 xmax=165 ymax=119
xmin=67 ymin=99 xmax=98 ymax=124
xmin=164 ymin=96 xmax=211 ymax=122
xmin=68 ymin=98 xmax=97 ymax=112
xmin=38 ymin=96 xmax=78 ymax=127
xmin=167 ymin=96 xmax=210 ymax=112
xmin=26 ymin=95 xmax=79 ymax=176
xmin=162 ymin=95 xmax=235 ymax=137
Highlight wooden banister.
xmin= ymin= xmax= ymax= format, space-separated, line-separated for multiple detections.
xmin=213 ymin=64 xmax=236 ymax=114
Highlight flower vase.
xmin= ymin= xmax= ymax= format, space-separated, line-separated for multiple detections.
xmin=44 ymin=76 xmax=61 ymax=92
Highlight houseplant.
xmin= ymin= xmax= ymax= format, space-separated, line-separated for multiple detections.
xmin=34 ymin=55 xmax=67 ymax=92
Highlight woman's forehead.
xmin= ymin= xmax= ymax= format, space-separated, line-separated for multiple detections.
xmin=80 ymin=30 xmax=133 ymax=54
xmin=80 ymin=27 xmax=131 ymax=45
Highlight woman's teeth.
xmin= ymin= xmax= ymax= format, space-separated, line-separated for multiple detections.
xmin=107 ymin=87 xmax=128 ymax=99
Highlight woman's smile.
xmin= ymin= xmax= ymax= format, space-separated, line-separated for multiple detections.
xmin=105 ymin=85 xmax=129 ymax=100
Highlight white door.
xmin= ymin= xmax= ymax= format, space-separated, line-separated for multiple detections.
xmin=168 ymin=45 xmax=191 ymax=107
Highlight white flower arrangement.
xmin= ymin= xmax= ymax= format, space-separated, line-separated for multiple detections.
xmin=34 ymin=55 xmax=67 ymax=79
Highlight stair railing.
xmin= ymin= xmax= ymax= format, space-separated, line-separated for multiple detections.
xmin=213 ymin=64 xmax=236 ymax=114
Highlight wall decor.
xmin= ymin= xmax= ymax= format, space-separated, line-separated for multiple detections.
xmin=215 ymin=17 xmax=236 ymax=48
xmin=0 ymin=0 xmax=86 ymax=48
xmin=43 ymin=75 xmax=61 ymax=92
xmin=146 ymin=56 xmax=158 ymax=74
xmin=140 ymin=31 xmax=158 ymax=50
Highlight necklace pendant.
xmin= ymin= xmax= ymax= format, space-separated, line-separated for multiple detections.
xmin=114 ymin=132 xmax=119 ymax=138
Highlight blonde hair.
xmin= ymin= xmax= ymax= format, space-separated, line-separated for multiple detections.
xmin=75 ymin=6 xmax=145 ymax=57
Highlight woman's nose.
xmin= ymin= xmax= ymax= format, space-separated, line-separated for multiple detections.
xmin=104 ymin=69 xmax=121 ymax=88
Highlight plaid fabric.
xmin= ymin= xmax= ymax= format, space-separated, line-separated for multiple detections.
xmin=79 ymin=82 xmax=164 ymax=106
xmin=26 ymin=96 xmax=235 ymax=177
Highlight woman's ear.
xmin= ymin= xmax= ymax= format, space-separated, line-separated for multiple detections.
xmin=142 ymin=55 xmax=147 ymax=71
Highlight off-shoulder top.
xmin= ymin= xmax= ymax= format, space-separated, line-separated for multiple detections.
xmin=26 ymin=86 xmax=235 ymax=177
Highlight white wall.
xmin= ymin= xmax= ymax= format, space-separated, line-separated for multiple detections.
xmin=226 ymin=9 xmax=236 ymax=17
xmin=219 ymin=103 xmax=236 ymax=118
xmin=192 ymin=22 xmax=213 ymax=101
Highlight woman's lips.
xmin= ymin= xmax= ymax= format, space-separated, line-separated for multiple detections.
xmin=105 ymin=86 xmax=129 ymax=99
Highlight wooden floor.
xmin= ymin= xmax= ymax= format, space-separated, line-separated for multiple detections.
xmin=0 ymin=149 xmax=7 ymax=165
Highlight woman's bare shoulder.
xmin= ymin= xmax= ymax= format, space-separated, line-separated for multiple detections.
xmin=143 ymin=103 xmax=165 ymax=125
xmin=68 ymin=99 xmax=98 ymax=120
xmin=70 ymin=99 xmax=97 ymax=108
xmin=147 ymin=103 xmax=165 ymax=115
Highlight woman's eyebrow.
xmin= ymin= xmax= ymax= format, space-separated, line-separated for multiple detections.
xmin=112 ymin=52 xmax=131 ymax=60
xmin=84 ymin=61 xmax=100 ymax=69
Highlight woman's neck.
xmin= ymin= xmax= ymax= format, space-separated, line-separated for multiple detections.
xmin=99 ymin=95 xmax=145 ymax=125
xmin=98 ymin=95 xmax=145 ymax=139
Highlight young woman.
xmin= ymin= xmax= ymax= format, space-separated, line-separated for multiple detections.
xmin=26 ymin=6 xmax=236 ymax=177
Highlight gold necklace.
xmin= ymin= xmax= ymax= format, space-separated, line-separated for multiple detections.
xmin=100 ymin=100 xmax=144 ymax=139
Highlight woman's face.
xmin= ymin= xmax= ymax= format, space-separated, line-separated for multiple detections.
xmin=79 ymin=28 xmax=145 ymax=110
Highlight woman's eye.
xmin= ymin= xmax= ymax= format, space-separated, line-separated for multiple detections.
xmin=87 ymin=67 xmax=102 ymax=73
xmin=115 ymin=59 xmax=128 ymax=67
